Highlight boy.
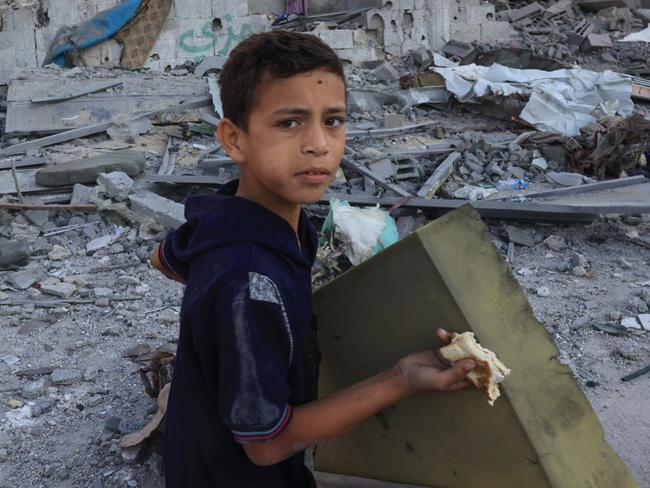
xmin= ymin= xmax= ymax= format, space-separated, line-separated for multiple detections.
xmin=151 ymin=30 xmax=476 ymax=488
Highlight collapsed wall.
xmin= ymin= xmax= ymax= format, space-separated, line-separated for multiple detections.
xmin=0 ymin=0 xmax=514 ymax=84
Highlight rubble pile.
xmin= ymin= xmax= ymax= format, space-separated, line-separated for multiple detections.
xmin=0 ymin=0 xmax=649 ymax=486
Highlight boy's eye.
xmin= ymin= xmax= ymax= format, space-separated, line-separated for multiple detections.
xmin=326 ymin=117 xmax=345 ymax=128
xmin=278 ymin=119 xmax=299 ymax=129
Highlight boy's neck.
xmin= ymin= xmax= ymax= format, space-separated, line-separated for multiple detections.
xmin=235 ymin=178 xmax=302 ymax=233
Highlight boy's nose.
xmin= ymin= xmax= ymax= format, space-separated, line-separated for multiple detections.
xmin=303 ymin=124 xmax=330 ymax=156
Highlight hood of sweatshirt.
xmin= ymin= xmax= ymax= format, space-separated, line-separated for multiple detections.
xmin=163 ymin=180 xmax=318 ymax=276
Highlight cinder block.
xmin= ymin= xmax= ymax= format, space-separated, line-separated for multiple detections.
xmin=314 ymin=206 xmax=638 ymax=488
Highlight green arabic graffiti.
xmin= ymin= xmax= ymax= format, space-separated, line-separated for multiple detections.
xmin=178 ymin=14 xmax=253 ymax=55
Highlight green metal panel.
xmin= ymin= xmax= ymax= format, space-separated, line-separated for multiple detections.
xmin=313 ymin=205 xmax=638 ymax=488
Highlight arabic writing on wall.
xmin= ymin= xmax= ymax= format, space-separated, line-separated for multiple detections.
xmin=178 ymin=14 xmax=252 ymax=59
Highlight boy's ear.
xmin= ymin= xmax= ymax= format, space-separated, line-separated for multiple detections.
xmin=217 ymin=118 xmax=246 ymax=164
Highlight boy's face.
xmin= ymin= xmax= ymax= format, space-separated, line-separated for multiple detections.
xmin=221 ymin=69 xmax=346 ymax=206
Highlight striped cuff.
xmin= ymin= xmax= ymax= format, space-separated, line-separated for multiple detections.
xmin=158 ymin=239 xmax=179 ymax=277
xmin=232 ymin=404 xmax=293 ymax=443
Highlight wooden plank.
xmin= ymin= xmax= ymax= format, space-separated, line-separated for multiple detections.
xmin=416 ymin=151 xmax=461 ymax=198
xmin=313 ymin=205 xmax=638 ymax=488
xmin=30 ymin=79 xmax=124 ymax=104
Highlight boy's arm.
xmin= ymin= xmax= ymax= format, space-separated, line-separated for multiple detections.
xmin=242 ymin=329 xmax=475 ymax=467
xmin=150 ymin=242 xmax=186 ymax=284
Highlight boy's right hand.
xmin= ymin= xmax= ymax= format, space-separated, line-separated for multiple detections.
xmin=395 ymin=328 xmax=475 ymax=395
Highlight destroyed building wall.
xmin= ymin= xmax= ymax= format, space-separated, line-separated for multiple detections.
xmin=0 ymin=0 xmax=513 ymax=84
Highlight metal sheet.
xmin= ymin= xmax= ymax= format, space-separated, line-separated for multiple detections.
xmin=313 ymin=205 xmax=638 ymax=488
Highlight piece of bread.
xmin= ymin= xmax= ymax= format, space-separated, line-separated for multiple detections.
xmin=440 ymin=332 xmax=511 ymax=406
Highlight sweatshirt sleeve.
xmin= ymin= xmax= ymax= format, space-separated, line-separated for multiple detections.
xmin=158 ymin=225 xmax=191 ymax=281
xmin=204 ymin=270 xmax=294 ymax=443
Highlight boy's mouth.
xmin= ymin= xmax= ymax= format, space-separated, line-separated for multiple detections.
xmin=295 ymin=167 xmax=331 ymax=184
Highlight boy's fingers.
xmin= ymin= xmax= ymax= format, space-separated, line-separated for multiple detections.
xmin=435 ymin=359 xmax=475 ymax=389
xmin=435 ymin=328 xmax=458 ymax=344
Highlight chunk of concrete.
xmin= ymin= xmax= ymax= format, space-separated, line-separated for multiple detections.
xmin=129 ymin=191 xmax=185 ymax=229
xmin=0 ymin=239 xmax=30 ymax=269
xmin=372 ymin=62 xmax=400 ymax=83
xmin=97 ymin=171 xmax=134 ymax=202
xmin=40 ymin=279 xmax=77 ymax=298
xmin=51 ymin=368 xmax=82 ymax=386
xmin=313 ymin=206 xmax=638 ymax=488
xmin=8 ymin=271 xmax=38 ymax=290
xmin=24 ymin=210 xmax=50 ymax=228
xmin=71 ymin=184 xmax=95 ymax=205
xmin=35 ymin=150 xmax=145 ymax=187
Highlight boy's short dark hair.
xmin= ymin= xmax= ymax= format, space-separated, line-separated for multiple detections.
xmin=220 ymin=30 xmax=346 ymax=131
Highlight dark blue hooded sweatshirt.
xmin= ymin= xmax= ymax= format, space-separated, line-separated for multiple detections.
xmin=160 ymin=181 xmax=320 ymax=488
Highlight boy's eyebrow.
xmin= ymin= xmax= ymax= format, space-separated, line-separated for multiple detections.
xmin=271 ymin=106 xmax=347 ymax=116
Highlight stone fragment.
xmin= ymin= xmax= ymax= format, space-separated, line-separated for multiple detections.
xmin=71 ymin=184 xmax=94 ymax=205
xmin=621 ymin=317 xmax=641 ymax=329
xmin=94 ymin=288 xmax=114 ymax=298
xmin=24 ymin=210 xmax=50 ymax=228
xmin=8 ymin=271 xmax=37 ymax=290
xmin=372 ymin=62 xmax=400 ymax=83
xmin=638 ymin=314 xmax=650 ymax=331
xmin=35 ymin=150 xmax=145 ymax=187
xmin=86 ymin=235 xmax=115 ymax=253
xmin=536 ymin=287 xmax=551 ymax=297
xmin=544 ymin=235 xmax=567 ymax=251
xmin=40 ymin=279 xmax=77 ymax=298
xmin=96 ymin=172 xmax=134 ymax=202
xmin=129 ymin=191 xmax=186 ymax=229
xmin=10 ymin=223 xmax=40 ymax=240
xmin=21 ymin=378 xmax=48 ymax=399
xmin=531 ymin=157 xmax=548 ymax=172
xmin=383 ymin=113 xmax=406 ymax=129
xmin=508 ymin=1 xmax=543 ymax=21
xmin=572 ymin=266 xmax=587 ymax=277
xmin=47 ymin=245 xmax=71 ymax=261
xmin=506 ymin=226 xmax=535 ymax=247
xmin=51 ymin=368 xmax=82 ymax=386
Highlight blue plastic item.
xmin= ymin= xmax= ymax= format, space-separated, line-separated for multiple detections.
xmin=44 ymin=0 xmax=143 ymax=67
xmin=496 ymin=178 xmax=529 ymax=191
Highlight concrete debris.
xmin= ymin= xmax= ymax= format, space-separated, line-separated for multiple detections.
xmin=128 ymin=191 xmax=185 ymax=229
xmin=0 ymin=239 xmax=30 ymax=269
xmin=97 ymin=172 xmax=134 ymax=202
xmin=39 ymin=278 xmax=77 ymax=298
xmin=35 ymin=151 xmax=146 ymax=187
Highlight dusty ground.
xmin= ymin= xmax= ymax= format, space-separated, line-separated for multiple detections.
xmin=0 ymin=211 xmax=648 ymax=488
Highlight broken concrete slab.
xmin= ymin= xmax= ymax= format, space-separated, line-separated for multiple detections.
xmin=39 ymin=279 xmax=77 ymax=299
xmin=508 ymin=2 xmax=544 ymax=21
xmin=70 ymin=184 xmax=95 ymax=205
xmin=97 ymin=171 xmax=134 ymax=202
xmin=35 ymin=151 xmax=145 ymax=187
xmin=128 ymin=191 xmax=185 ymax=229
xmin=0 ymin=239 xmax=30 ymax=269
xmin=314 ymin=206 xmax=638 ymax=488
xmin=8 ymin=271 xmax=38 ymax=290
xmin=372 ymin=63 xmax=400 ymax=84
